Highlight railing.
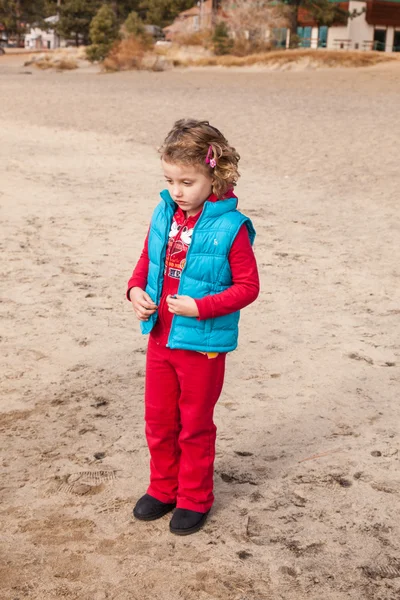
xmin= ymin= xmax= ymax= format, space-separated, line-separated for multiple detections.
xmin=362 ymin=40 xmax=374 ymax=51
xmin=298 ymin=37 xmax=312 ymax=48
xmin=333 ymin=38 xmax=352 ymax=50
xmin=275 ymin=35 xmax=396 ymax=52
xmin=333 ymin=39 xmax=388 ymax=51
xmin=372 ymin=40 xmax=386 ymax=51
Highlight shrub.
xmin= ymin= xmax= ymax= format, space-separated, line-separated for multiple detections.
xmin=174 ymin=30 xmax=212 ymax=47
xmin=35 ymin=57 xmax=53 ymax=70
xmin=231 ymin=37 xmax=272 ymax=56
xmin=122 ymin=11 xmax=154 ymax=50
xmin=124 ymin=11 xmax=146 ymax=37
xmin=289 ymin=34 xmax=301 ymax=49
xmin=212 ymin=22 xmax=233 ymax=55
xmin=102 ymin=36 xmax=148 ymax=71
xmin=87 ymin=4 xmax=120 ymax=62
xmin=53 ymin=58 xmax=79 ymax=70
xmin=28 ymin=54 xmax=78 ymax=70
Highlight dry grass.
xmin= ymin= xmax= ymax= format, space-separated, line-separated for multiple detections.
xmin=103 ymin=38 xmax=147 ymax=71
xmin=154 ymin=42 xmax=213 ymax=63
xmin=23 ymin=48 xmax=88 ymax=70
xmin=173 ymin=30 xmax=212 ymax=47
xmin=22 ymin=45 xmax=399 ymax=74
xmin=102 ymin=37 xmax=167 ymax=72
xmin=55 ymin=58 xmax=78 ymax=70
xmin=33 ymin=57 xmax=53 ymax=70
xmin=174 ymin=49 xmax=399 ymax=69
xmin=28 ymin=54 xmax=78 ymax=70
xmin=230 ymin=38 xmax=273 ymax=57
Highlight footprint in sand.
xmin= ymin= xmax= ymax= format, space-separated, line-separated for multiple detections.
xmin=234 ymin=451 xmax=254 ymax=457
xmin=362 ymin=557 xmax=400 ymax=580
xmin=218 ymin=469 xmax=258 ymax=486
xmin=348 ymin=352 xmax=374 ymax=365
xmin=47 ymin=469 xmax=118 ymax=497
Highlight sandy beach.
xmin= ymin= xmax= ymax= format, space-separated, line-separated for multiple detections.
xmin=1 ymin=53 xmax=399 ymax=599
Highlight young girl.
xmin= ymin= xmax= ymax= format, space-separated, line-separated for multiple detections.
xmin=127 ymin=119 xmax=259 ymax=535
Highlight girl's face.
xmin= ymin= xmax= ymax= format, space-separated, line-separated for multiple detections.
xmin=162 ymin=160 xmax=213 ymax=217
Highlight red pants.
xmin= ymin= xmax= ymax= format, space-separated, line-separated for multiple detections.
xmin=144 ymin=335 xmax=226 ymax=512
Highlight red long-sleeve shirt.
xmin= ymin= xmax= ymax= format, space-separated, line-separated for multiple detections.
xmin=127 ymin=199 xmax=259 ymax=346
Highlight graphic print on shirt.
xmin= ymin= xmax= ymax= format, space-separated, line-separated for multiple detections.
xmin=165 ymin=220 xmax=193 ymax=280
xmin=169 ymin=221 xmax=180 ymax=239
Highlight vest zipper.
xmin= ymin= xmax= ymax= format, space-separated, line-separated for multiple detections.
xmin=164 ymin=217 xmax=187 ymax=346
xmin=166 ymin=207 xmax=207 ymax=348
xmin=155 ymin=210 xmax=173 ymax=327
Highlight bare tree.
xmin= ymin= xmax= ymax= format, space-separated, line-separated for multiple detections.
xmin=219 ymin=0 xmax=288 ymax=42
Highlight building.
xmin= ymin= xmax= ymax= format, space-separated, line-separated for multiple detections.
xmin=163 ymin=0 xmax=216 ymax=40
xmin=295 ymin=0 xmax=400 ymax=51
xmin=0 ymin=23 xmax=7 ymax=46
xmin=24 ymin=15 xmax=66 ymax=50
xmin=162 ymin=0 xmax=400 ymax=51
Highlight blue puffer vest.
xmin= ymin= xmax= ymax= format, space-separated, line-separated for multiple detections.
xmin=141 ymin=189 xmax=256 ymax=352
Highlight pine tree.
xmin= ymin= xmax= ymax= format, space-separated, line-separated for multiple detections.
xmin=56 ymin=0 xmax=101 ymax=46
xmin=304 ymin=0 xmax=348 ymax=27
xmin=139 ymin=0 xmax=195 ymax=28
xmin=124 ymin=10 xmax=146 ymax=37
xmin=87 ymin=3 xmax=120 ymax=61
xmin=212 ymin=21 xmax=233 ymax=55
xmin=282 ymin=0 xmax=361 ymax=35
xmin=111 ymin=0 xmax=143 ymax=22
xmin=0 ymin=0 xmax=46 ymax=40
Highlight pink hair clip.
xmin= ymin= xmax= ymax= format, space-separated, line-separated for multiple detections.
xmin=205 ymin=145 xmax=216 ymax=169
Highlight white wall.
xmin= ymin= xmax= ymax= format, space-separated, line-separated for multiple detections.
xmin=25 ymin=27 xmax=65 ymax=50
xmin=327 ymin=25 xmax=349 ymax=49
xmin=386 ymin=26 xmax=395 ymax=52
xmin=311 ymin=26 xmax=319 ymax=49
xmin=347 ymin=1 xmax=374 ymax=49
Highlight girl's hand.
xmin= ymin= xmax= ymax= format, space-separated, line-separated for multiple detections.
xmin=166 ymin=295 xmax=199 ymax=318
xmin=130 ymin=287 xmax=157 ymax=321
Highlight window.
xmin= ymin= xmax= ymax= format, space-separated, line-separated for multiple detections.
xmin=373 ymin=28 xmax=386 ymax=51
xmin=393 ymin=30 xmax=400 ymax=52
xmin=272 ymin=28 xmax=287 ymax=49
xmin=297 ymin=26 xmax=312 ymax=48
xmin=318 ymin=26 xmax=328 ymax=48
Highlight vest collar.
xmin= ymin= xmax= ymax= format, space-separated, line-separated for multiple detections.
xmin=160 ymin=189 xmax=238 ymax=219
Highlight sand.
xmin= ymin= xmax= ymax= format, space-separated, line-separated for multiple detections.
xmin=1 ymin=53 xmax=399 ymax=600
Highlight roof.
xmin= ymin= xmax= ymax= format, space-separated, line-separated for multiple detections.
xmin=45 ymin=15 xmax=59 ymax=24
xmin=175 ymin=0 xmax=213 ymax=19
xmin=179 ymin=6 xmax=200 ymax=17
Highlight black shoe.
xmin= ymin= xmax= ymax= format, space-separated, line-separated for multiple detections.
xmin=133 ymin=494 xmax=176 ymax=521
xmin=169 ymin=508 xmax=210 ymax=535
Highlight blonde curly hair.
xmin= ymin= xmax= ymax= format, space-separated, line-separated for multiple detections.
xmin=159 ymin=119 xmax=240 ymax=199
